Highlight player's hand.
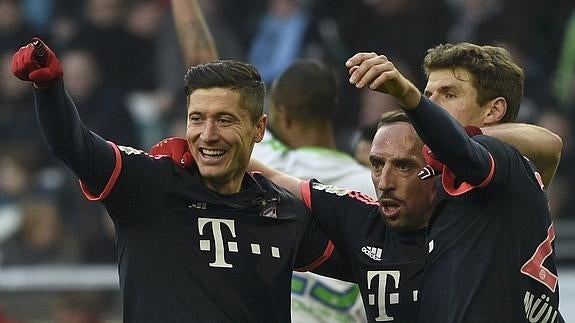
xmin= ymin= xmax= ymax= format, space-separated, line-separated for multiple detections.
xmin=345 ymin=52 xmax=420 ymax=108
xmin=150 ymin=137 xmax=193 ymax=168
xmin=11 ymin=37 xmax=63 ymax=88
xmin=418 ymin=126 xmax=483 ymax=180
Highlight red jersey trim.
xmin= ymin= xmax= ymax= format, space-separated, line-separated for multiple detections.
xmin=295 ymin=240 xmax=335 ymax=272
xmin=443 ymin=152 xmax=495 ymax=196
xmin=79 ymin=141 xmax=122 ymax=201
xmin=301 ymin=180 xmax=312 ymax=210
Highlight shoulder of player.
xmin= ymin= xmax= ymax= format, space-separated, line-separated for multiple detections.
xmin=249 ymin=171 xmax=300 ymax=201
xmin=116 ymin=144 xmax=190 ymax=176
xmin=309 ymin=181 xmax=379 ymax=208
xmin=473 ymin=135 xmax=538 ymax=175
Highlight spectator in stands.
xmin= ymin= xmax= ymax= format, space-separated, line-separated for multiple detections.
xmin=52 ymin=291 xmax=108 ymax=323
xmin=61 ymin=49 xmax=139 ymax=147
xmin=1 ymin=195 xmax=79 ymax=266
xmin=248 ymin=0 xmax=311 ymax=85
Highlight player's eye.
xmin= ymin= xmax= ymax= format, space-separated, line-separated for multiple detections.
xmin=371 ymin=161 xmax=383 ymax=172
xmin=218 ymin=117 xmax=233 ymax=125
xmin=398 ymin=163 xmax=410 ymax=171
xmin=392 ymin=159 xmax=413 ymax=171
xmin=188 ymin=115 xmax=203 ymax=124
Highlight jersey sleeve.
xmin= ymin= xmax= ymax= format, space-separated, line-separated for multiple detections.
xmin=471 ymin=135 xmax=545 ymax=190
xmin=94 ymin=147 xmax=184 ymax=225
xmin=33 ymin=79 xmax=179 ymax=225
xmin=300 ymin=179 xmax=378 ymax=256
xmin=34 ymin=79 xmax=117 ymax=194
xmin=406 ymin=96 xmax=492 ymax=187
xmin=293 ymin=204 xmax=335 ymax=271
xmin=311 ymin=247 xmax=355 ymax=282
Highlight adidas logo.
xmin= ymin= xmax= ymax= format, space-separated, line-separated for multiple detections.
xmin=361 ymin=246 xmax=382 ymax=261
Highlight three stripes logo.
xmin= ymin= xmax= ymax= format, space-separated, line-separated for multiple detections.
xmin=362 ymin=246 xmax=383 ymax=261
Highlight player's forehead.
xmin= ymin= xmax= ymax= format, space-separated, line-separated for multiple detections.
xmin=424 ymin=68 xmax=475 ymax=94
xmin=187 ymin=88 xmax=246 ymax=117
xmin=370 ymin=122 xmax=422 ymax=160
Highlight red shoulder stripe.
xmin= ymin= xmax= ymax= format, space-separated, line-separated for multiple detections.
xmin=79 ymin=141 xmax=122 ymax=201
xmin=301 ymin=180 xmax=312 ymax=210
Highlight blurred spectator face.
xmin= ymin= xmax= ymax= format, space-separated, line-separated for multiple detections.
xmin=270 ymin=0 xmax=299 ymax=16
xmin=20 ymin=198 xmax=62 ymax=249
xmin=62 ymin=50 xmax=100 ymax=102
xmin=0 ymin=0 xmax=22 ymax=30
xmin=0 ymin=52 xmax=28 ymax=102
xmin=0 ymin=156 xmax=29 ymax=199
xmin=362 ymin=0 xmax=411 ymax=15
xmin=536 ymin=110 xmax=572 ymax=149
xmin=86 ymin=0 xmax=123 ymax=28
xmin=53 ymin=291 xmax=105 ymax=323
xmin=126 ymin=0 xmax=163 ymax=38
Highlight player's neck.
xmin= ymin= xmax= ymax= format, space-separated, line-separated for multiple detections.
xmin=286 ymin=123 xmax=337 ymax=150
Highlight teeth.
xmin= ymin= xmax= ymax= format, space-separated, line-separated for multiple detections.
xmin=384 ymin=205 xmax=398 ymax=212
xmin=201 ymin=148 xmax=225 ymax=157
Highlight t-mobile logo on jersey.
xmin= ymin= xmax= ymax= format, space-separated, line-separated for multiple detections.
xmin=367 ymin=270 xmax=418 ymax=322
xmin=197 ymin=217 xmax=281 ymax=268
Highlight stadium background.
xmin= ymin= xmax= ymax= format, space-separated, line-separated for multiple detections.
xmin=0 ymin=0 xmax=574 ymax=321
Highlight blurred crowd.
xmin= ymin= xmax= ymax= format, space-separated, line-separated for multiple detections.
xmin=0 ymin=0 xmax=574 ymax=272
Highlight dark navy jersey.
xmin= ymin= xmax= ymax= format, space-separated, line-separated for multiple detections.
xmin=33 ymin=81 xmax=333 ymax=323
xmin=405 ymin=96 xmax=564 ymax=323
xmin=422 ymin=136 xmax=564 ymax=323
xmin=301 ymin=180 xmax=427 ymax=322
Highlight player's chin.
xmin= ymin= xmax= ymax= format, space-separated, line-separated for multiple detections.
xmin=383 ymin=216 xmax=409 ymax=232
xmin=196 ymin=165 xmax=225 ymax=179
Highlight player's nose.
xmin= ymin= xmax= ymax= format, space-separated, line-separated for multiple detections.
xmin=199 ymin=120 xmax=219 ymax=142
xmin=377 ymin=166 xmax=396 ymax=191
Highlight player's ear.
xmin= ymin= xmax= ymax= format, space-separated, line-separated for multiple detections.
xmin=484 ymin=97 xmax=507 ymax=125
xmin=254 ymin=114 xmax=267 ymax=143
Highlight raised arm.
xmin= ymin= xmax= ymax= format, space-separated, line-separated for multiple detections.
xmin=345 ymin=53 xmax=491 ymax=185
xmin=172 ymin=0 xmax=218 ymax=67
xmin=12 ymin=38 xmax=116 ymax=194
xmin=345 ymin=52 xmax=562 ymax=188
xmin=248 ymin=159 xmax=303 ymax=199
xmin=481 ymin=123 xmax=562 ymax=187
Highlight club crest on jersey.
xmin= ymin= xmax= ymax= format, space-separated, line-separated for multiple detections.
xmin=260 ymin=199 xmax=278 ymax=218
xmin=362 ymin=246 xmax=383 ymax=261
xmin=312 ymin=182 xmax=350 ymax=196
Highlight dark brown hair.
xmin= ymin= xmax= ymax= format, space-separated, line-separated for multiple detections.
xmin=184 ymin=60 xmax=265 ymax=123
xmin=423 ymin=43 xmax=524 ymax=123
xmin=270 ymin=59 xmax=338 ymax=122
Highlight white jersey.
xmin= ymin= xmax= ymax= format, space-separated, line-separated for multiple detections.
xmin=253 ymin=132 xmax=376 ymax=198
xmin=253 ymin=131 xmax=373 ymax=323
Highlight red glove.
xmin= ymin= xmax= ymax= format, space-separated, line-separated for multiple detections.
xmin=11 ymin=37 xmax=63 ymax=87
xmin=150 ymin=137 xmax=193 ymax=168
xmin=418 ymin=126 xmax=482 ymax=180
